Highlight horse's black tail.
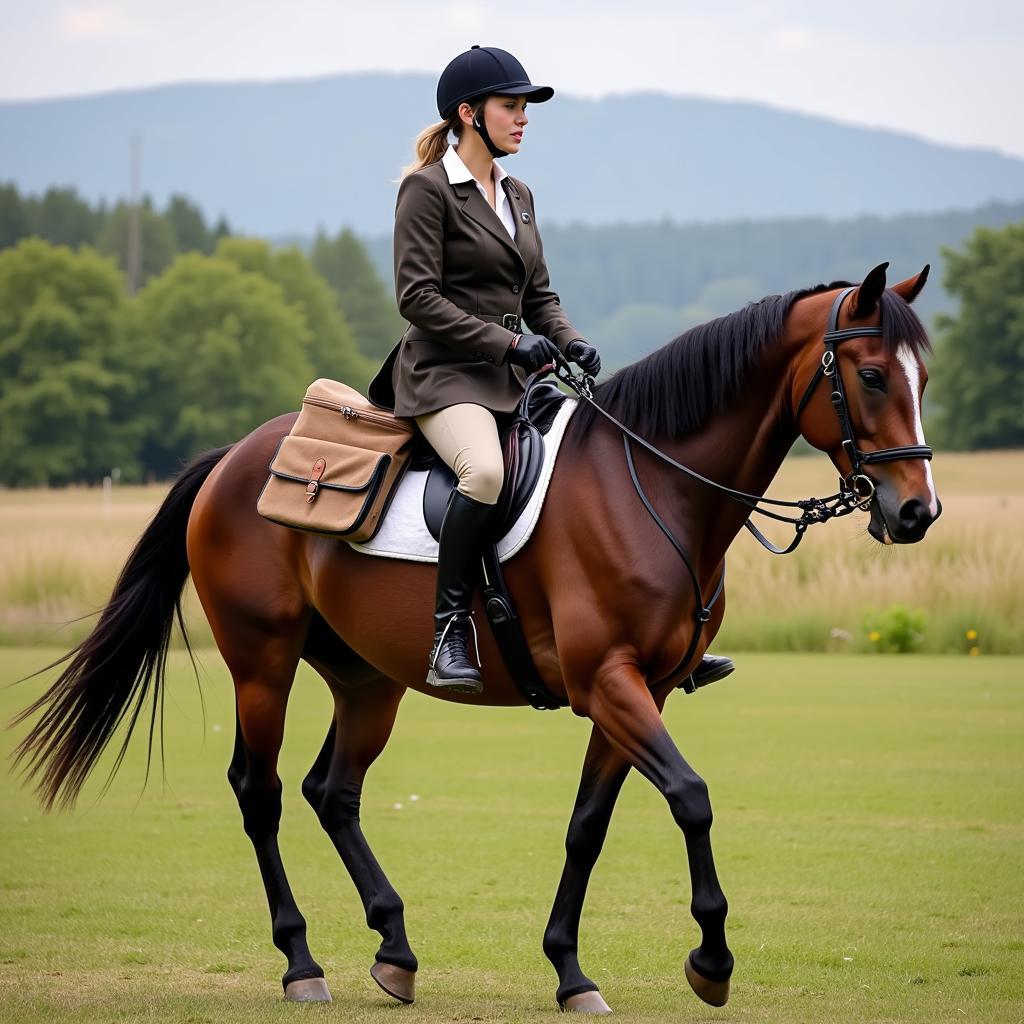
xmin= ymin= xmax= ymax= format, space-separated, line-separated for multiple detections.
xmin=9 ymin=445 xmax=233 ymax=811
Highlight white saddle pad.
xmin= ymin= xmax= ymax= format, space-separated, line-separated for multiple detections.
xmin=349 ymin=397 xmax=578 ymax=564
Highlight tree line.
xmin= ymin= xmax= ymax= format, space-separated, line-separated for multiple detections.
xmin=0 ymin=182 xmax=1020 ymax=486
xmin=0 ymin=184 xmax=404 ymax=485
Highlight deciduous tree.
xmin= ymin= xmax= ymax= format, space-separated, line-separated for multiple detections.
xmin=0 ymin=240 xmax=142 ymax=485
xmin=932 ymin=222 xmax=1024 ymax=449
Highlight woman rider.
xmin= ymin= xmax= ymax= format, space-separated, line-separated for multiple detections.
xmin=369 ymin=45 xmax=732 ymax=696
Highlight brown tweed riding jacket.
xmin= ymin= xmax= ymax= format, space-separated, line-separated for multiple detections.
xmin=367 ymin=154 xmax=584 ymax=417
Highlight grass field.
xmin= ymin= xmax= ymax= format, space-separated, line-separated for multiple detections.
xmin=1 ymin=649 xmax=1021 ymax=1024
xmin=1 ymin=450 xmax=1022 ymax=653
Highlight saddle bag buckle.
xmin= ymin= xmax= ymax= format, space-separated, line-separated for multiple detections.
xmin=305 ymin=458 xmax=327 ymax=503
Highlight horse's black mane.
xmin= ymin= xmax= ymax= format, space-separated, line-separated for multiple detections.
xmin=565 ymin=281 xmax=932 ymax=445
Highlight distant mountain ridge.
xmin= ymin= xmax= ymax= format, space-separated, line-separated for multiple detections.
xmin=2 ymin=73 xmax=1024 ymax=235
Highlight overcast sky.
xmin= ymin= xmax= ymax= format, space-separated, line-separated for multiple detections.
xmin=3 ymin=1 xmax=1022 ymax=158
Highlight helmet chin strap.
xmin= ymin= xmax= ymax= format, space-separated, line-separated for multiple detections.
xmin=472 ymin=108 xmax=513 ymax=159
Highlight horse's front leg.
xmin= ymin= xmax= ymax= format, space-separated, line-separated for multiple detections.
xmin=580 ymin=662 xmax=734 ymax=1007
xmin=543 ymin=725 xmax=629 ymax=1013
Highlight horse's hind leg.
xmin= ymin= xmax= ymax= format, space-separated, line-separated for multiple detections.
xmin=543 ymin=725 xmax=629 ymax=1014
xmin=302 ymin=675 xmax=418 ymax=1004
xmin=226 ymin=639 xmax=330 ymax=1002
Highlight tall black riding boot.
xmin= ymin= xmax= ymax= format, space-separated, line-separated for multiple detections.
xmin=426 ymin=489 xmax=498 ymax=694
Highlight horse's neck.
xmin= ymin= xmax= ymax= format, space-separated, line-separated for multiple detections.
xmin=654 ymin=341 xmax=801 ymax=573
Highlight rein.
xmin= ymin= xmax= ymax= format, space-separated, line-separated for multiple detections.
xmin=550 ymin=286 xmax=934 ymax=683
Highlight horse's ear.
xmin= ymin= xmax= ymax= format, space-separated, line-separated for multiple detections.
xmin=891 ymin=264 xmax=930 ymax=304
xmin=850 ymin=262 xmax=889 ymax=319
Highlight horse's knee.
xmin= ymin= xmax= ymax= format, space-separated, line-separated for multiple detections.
xmin=315 ymin=778 xmax=361 ymax=833
xmin=564 ymin=802 xmax=608 ymax=863
xmin=665 ymin=774 xmax=713 ymax=834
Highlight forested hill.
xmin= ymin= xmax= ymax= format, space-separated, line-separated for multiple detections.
xmin=361 ymin=199 xmax=1024 ymax=368
xmin=2 ymin=73 xmax=1023 ymax=235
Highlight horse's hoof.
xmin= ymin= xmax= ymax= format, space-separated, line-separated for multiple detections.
xmin=559 ymin=990 xmax=613 ymax=1014
xmin=284 ymin=977 xmax=332 ymax=1002
xmin=370 ymin=961 xmax=416 ymax=1004
xmin=684 ymin=954 xmax=730 ymax=1007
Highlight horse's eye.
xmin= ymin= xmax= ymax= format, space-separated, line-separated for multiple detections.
xmin=859 ymin=368 xmax=886 ymax=392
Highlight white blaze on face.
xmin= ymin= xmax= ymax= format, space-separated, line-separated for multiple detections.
xmin=895 ymin=343 xmax=938 ymax=517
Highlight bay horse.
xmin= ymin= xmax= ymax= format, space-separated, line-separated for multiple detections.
xmin=12 ymin=263 xmax=940 ymax=1012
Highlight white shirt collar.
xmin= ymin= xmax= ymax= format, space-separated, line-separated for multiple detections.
xmin=440 ymin=143 xmax=517 ymax=241
xmin=441 ymin=144 xmax=509 ymax=188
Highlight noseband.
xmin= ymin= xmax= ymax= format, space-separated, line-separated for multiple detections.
xmin=794 ymin=286 xmax=933 ymax=504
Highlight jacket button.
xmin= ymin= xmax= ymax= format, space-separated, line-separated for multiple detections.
xmin=512 ymin=284 xmax=520 ymax=294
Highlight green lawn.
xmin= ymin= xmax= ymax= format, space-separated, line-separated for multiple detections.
xmin=1 ymin=650 xmax=1021 ymax=1023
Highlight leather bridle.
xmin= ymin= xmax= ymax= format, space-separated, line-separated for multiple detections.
xmin=793 ymin=286 xmax=933 ymax=507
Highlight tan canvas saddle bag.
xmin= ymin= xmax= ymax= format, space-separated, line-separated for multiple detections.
xmin=256 ymin=378 xmax=417 ymax=542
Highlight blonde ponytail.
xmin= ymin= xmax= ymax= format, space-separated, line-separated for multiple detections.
xmin=402 ymin=115 xmax=461 ymax=177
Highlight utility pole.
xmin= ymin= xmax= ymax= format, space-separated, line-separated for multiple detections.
xmin=127 ymin=132 xmax=142 ymax=295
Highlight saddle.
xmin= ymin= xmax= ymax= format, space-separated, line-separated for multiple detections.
xmin=417 ymin=375 xmax=567 ymax=542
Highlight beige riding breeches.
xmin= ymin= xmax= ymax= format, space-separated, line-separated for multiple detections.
xmin=414 ymin=403 xmax=504 ymax=505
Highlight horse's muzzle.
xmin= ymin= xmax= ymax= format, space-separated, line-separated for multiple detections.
xmin=868 ymin=489 xmax=942 ymax=544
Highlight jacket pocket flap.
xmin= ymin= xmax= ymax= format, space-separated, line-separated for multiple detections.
xmin=268 ymin=436 xmax=390 ymax=492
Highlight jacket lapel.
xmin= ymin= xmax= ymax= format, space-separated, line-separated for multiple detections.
xmin=503 ymin=179 xmax=537 ymax=276
xmin=451 ymin=180 xmax=525 ymax=272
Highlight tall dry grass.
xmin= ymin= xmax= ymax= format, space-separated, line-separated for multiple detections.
xmin=1 ymin=452 xmax=1021 ymax=653
xmin=0 ymin=485 xmax=214 ymax=649
xmin=714 ymin=452 xmax=1023 ymax=654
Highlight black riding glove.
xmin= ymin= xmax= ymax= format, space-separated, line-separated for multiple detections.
xmin=565 ymin=339 xmax=602 ymax=377
xmin=507 ymin=333 xmax=560 ymax=373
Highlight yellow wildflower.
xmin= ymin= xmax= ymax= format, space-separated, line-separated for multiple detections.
xmin=966 ymin=629 xmax=978 ymax=641
xmin=868 ymin=630 xmax=881 ymax=642
xmin=969 ymin=646 xmax=980 ymax=657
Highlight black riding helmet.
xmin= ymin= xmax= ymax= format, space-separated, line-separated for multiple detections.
xmin=437 ymin=45 xmax=554 ymax=158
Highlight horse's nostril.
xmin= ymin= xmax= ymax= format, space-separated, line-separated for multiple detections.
xmin=898 ymin=498 xmax=928 ymax=532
